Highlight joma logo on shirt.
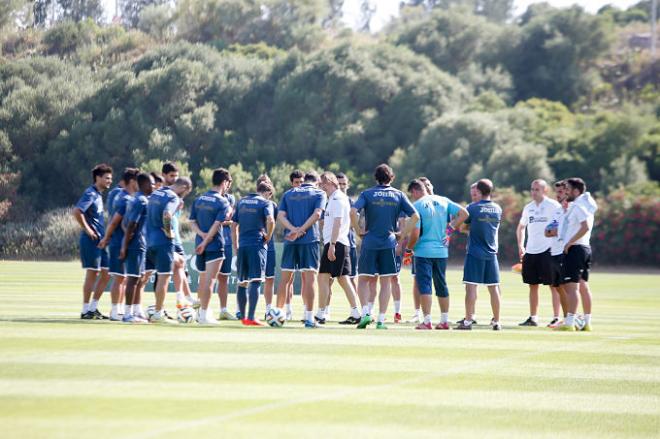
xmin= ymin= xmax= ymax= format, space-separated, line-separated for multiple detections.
xmin=373 ymin=191 xmax=397 ymax=198
xmin=479 ymin=206 xmax=498 ymax=213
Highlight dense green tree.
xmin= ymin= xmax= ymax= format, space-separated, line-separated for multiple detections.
xmin=120 ymin=0 xmax=169 ymax=28
xmin=507 ymin=6 xmax=614 ymax=105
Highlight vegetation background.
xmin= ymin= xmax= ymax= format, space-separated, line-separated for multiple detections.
xmin=0 ymin=0 xmax=658 ymax=265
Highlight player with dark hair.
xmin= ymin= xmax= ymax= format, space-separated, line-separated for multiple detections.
xmin=119 ymin=172 xmax=155 ymax=322
xmin=217 ymin=178 xmax=238 ymax=321
xmin=351 ymin=164 xmax=418 ymax=329
xmin=73 ymin=163 xmax=113 ymax=319
xmin=275 ymin=170 xmax=326 ymax=328
xmin=190 ymin=168 xmax=232 ymax=325
xmin=98 ymin=167 xmax=140 ymax=320
xmin=232 ymin=181 xmax=275 ymax=326
xmin=457 ymin=179 xmax=503 ymax=331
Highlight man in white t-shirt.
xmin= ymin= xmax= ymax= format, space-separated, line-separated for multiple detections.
xmin=316 ymin=171 xmax=360 ymax=324
xmin=557 ymin=177 xmax=597 ymax=332
xmin=516 ymin=179 xmax=561 ymax=327
xmin=545 ymin=180 xmax=570 ymax=327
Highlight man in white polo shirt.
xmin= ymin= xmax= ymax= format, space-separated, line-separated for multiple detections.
xmin=316 ymin=171 xmax=360 ymax=324
xmin=545 ymin=180 xmax=570 ymax=327
xmin=557 ymin=177 xmax=597 ymax=332
xmin=516 ymin=179 xmax=561 ymax=327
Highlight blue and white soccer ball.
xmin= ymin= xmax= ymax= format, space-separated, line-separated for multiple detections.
xmin=146 ymin=305 xmax=157 ymax=319
xmin=574 ymin=315 xmax=586 ymax=331
xmin=177 ymin=306 xmax=197 ymax=324
xmin=266 ymin=308 xmax=286 ymax=328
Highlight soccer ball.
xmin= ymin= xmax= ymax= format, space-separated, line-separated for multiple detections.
xmin=266 ymin=308 xmax=285 ymax=328
xmin=177 ymin=306 xmax=197 ymax=324
xmin=146 ymin=305 xmax=157 ymax=319
xmin=574 ymin=315 xmax=586 ymax=330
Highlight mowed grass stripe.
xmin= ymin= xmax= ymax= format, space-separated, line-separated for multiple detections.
xmin=0 ymin=260 xmax=659 ymax=438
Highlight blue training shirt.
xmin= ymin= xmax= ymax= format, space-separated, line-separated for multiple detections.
xmin=109 ymin=189 xmax=133 ymax=248
xmin=268 ymin=201 xmax=278 ymax=252
xmin=413 ymin=195 xmax=461 ymax=258
xmin=123 ymin=192 xmax=148 ymax=251
xmin=465 ymin=199 xmax=502 ymax=260
xmin=106 ymin=186 xmax=122 ymax=216
xmin=278 ymin=183 xmax=326 ymax=244
xmin=222 ymin=193 xmax=236 ymax=247
xmin=189 ymin=190 xmax=230 ymax=252
xmin=75 ymin=185 xmax=105 ymax=237
xmin=353 ymin=185 xmax=416 ymax=250
xmin=233 ymin=193 xmax=274 ymax=248
xmin=146 ymin=187 xmax=179 ymax=247
xmin=348 ymin=198 xmax=356 ymax=248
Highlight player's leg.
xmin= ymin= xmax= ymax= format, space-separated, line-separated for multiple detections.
xmin=81 ymin=269 xmax=99 ymax=319
xmin=548 ymin=286 xmax=562 ymax=327
xmin=391 ymin=271 xmax=402 ymax=323
xmin=520 ymin=252 xmax=540 ymax=326
xmin=433 ymin=258 xmax=450 ymax=330
xmin=414 ymin=257 xmax=433 ymax=330
xmin=216 ymin=243 xmax=234 ymax=319
xmin=557 ymin=246 xmax=588 ymax=331
xmin=337 ymin=242 xmax=360 ymax=324
xmin=485 ymin=257 xmax=502 ymax=330
xmin=317 ymin=272 xmax=331 ymax=324
xmin=198 ymin=252 xmax=224 ymax=324
xmin=263 ymin=249 xmax=276 ymax=318
xmin=375 ymin=248 xmax=397 ymax=329
xmin=149 ymin=245 xmax=176 ymax=324
xmin=458 ymin=254 xmax=483 ymax=329
xmin=579 ymin=280 xmax=592 ymax=330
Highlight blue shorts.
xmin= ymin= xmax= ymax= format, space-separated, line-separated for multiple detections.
xmin=80 ymin=234 xmax=108 ymax=271
xmin=395 ymin=255 xmax=402 ymax=273
xmin=266 ymin=249 xmax=276 ymax=278
xmin=463 ymin=253 xmax=500 ymax=285
xmin=146 ymin=244 xmax=174 ymax=275
xmin=281 ymin=243 xmax=320 ymax=272
xmin=349 ymin=246 xmax=358 ymax=278
xmin=237 ymin=246 xmax=267 ymax=283
xmin=415 ymin=257 xmax=448 ymax=297
xmin=173 ymin=242 xmax=185 ymax=256
xmin=108 ymin=245 xmax=126 ymax=277
xmin=125 ymin=247 xmax=146 ymax=277
xmin=219 ymin=244 xmax=233 ymax=275
xmin=358 ymin=248 xmax=397 ymax=277
xmin=194 ymin=249 xmax=224 ymax=273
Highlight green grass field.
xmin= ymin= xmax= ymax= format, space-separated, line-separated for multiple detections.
xmin=0 ymin=261 xmax=659 ymax=438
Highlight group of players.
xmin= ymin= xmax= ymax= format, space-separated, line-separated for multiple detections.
xmin=73 ymin=161 xmax=597 ymax=331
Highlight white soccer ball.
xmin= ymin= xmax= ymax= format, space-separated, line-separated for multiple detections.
xmin=266 ymin=308 xmax=285 ymax=328
xmin=177 ymin=306 xmax=197 ymax=324
xmin=574 ymin=315 xmax=586 ymax=330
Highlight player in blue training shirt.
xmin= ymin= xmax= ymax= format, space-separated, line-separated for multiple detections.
xmin=274 ymin=171 xmax=326 ymax=328
xmin=98 ymin=168 xmax=139 ymax=321
xmin=119 ymin=172 xmax=155 ymax=323
xmin=106 ymin=181 xmax=124 ymax=220
xmin=73 ymin=163 xmax=113 ymax=320
xmin=216 ymin=187 xmax=238 ymax=321
xmin=145 ymin=177 xmax=192 ymax=323
xmin=161 ymin=162 xmax=197 ymax=309
xmin=190 ymin=168 xmax=232 ymax=325
xmin=254 ymin=175 xmax=279 ymax=320
xmin=406 ymin=179 xmax=468 ymax=330
xmin=232 ymin=181 xmax=275 ymax=326
xmin=457 ymin=178 xmax=503 ymax=331
xmin=351 ymin=164 xmax=419 ymax=330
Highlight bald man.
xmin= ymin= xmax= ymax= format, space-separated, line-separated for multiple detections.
xmin=516 ymin=179 xmax=562 ymax=327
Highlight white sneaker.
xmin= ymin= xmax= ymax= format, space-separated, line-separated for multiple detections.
xmin=150 ymin=313 xmax=178 ymax=325
xmin=198 ymin=316 xmax=220 ymax=325
xmin=285 ymin=310 xmax=293 ymax=321
xmin=407 ymin=314 xmax=420 ymax=324
xmin=219 ymin=310 xmax=237 ymax=321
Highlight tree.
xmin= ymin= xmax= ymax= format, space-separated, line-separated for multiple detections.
xmin=121 ymin=0 xmax=169 ymax=29
xmin=56 ymin=0 xmax=104 ymax=23
xmin=507 ymin=6 xmax=614 ymax=105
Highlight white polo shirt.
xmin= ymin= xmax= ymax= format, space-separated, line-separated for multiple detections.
xmin=550 ymin=205 xmax=567 ymax=256
xmin=519 ymin=197 xmax=561 ymax=254
xmin=322 ymin=189 xmax=351 ymax=246
xmin=559 ymin=200 xmax=594 ymax=247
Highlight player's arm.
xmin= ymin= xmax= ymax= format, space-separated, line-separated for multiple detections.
xmin=189 ymin=220 xmax=207 ymax=240
xmin=162 ymin=211 xmax=174 ymax=239
xmin=298 ymin=208 xmax=322 ymax=235
xmin=326 ymin=216 xmax=342 ymax=261
xmin=278 ymin=211 xmax=300 ymax=241
xmin=98 ymin=212 xmax=123 ymax=248
xmin=350 ymin=208 xmax=363 ymax=237
xmin=564 ymin=220 xmax=590 ymax=254
xmin=231 ymin=222 xmax=239 ymax=253
xmin=72 ymin=208 xmax=98 ymax=240
xmin=406 ymin=226 xmax=421 ymax=249
xmin=264 ymin=215 xmax=275 ymax=243
xmin=120 ymin=221 xmax=138 ymax=260
xmin=197 ymin=220 xmax=222 ymax=255
xmin=401 ymin=211 xmax=420 ymax=242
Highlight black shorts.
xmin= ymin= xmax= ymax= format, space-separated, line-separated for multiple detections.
xmin=319 ymin=242 xmax=351 ymax=278
xmin=561 ymin=245 xmax=591 ymax=284
xmin=550 ymin=254 xmax=564 ymax=287
xmin=522 ymin=249 xmax=553 ymax=285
